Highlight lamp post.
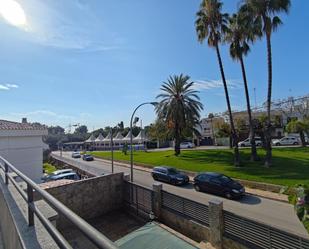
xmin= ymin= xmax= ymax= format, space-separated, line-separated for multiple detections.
xmin=110 ymin=127 xmax=114 ymax=173
xmin=130 ymin=102 xmax=157 ymax=182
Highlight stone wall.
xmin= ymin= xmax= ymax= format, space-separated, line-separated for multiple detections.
xmin=45 ymin=172 xmax=124 ymax=230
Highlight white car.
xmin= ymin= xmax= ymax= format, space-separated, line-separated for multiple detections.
xmin=71 ymin=152 xmax=81 ymax=158
xmin=272 ymin=136 xmax=299 ymax=146
xmin=238 ymin=137 xmax=262 ymax=147
xmin=180 ymin=142 xmax=195 ymax=149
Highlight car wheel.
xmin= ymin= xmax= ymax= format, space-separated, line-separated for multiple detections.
xmin=257 ymin=143 xmax=261 ymax=146
xmin=194 ymin=184 xmax=201 ymax=192
xmin=276 ymin=143 xmax=280 ymax=146
xmin=240 ymin=144 xmax=245 ymax=147
xmin=153 ymin=175 xmax=158 ymax=181
xmin=170 ymin=179 xmax=177 ymax=185
xmin=225 ymin=192 xmax=232 ymax=199
xmin=293 ymin=142 xmax=299 ymax=145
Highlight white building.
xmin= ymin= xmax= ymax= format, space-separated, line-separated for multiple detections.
xmin=0 ymin=118 xmax=48 ymax=183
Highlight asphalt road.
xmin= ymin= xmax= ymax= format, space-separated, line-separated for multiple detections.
xmin=52 ymin=151 xmax=308 ymax=238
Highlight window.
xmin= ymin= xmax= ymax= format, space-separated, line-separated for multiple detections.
xmin=210 ymin=177 xmax=221 ymax=185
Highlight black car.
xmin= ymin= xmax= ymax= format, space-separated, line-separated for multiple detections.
xmin=193 ymin=172 xmax=245 ymax=199
xmin=82 ymin=154 xmax=94 ymax=161
xmin=151 ymin=166 xmax=189 ymax=185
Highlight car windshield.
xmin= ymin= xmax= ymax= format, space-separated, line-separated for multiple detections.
xmin=218 ymin=175 xmax=232 ymax=183
xmin=168 ymin=168 xmax=179 ymax=175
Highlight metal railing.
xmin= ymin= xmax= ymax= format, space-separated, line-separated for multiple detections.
xmin=0 ymin=156 xmax=118 ymax=249
xmin=224 ymin=210 xmax=309 ymax=249
xmin=123 ymin=181 xmax=153 ymax=219
xmin=161 ymin=190 xmax=209 ymax=226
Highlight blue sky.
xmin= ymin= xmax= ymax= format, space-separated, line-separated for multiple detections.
xmin=0 ymin=0 xmax=308 ymax=131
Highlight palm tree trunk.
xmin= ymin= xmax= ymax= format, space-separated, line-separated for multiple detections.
xmin=174 ymin=123 xmax=181 ymax=156
xmin=240 ymin=55 xmax=258 ymax=161
xmin=215 ymin=44 xmax=240 ymax=166
xmin=265 ymin=34 xmax=272 ymax=167
xmin=300 ymin=131 xmax=306 ymax=147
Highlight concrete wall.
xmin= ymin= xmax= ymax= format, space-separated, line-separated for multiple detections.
xmin=161 ymin=209 xmax=210 ymax=242
xmin=0 ymin=131 xmax=47 ymax=183
xmin=0 ymin=180 xmax=24 ymax=249
xmin=44 ymin=173 xmax=124 ymax=230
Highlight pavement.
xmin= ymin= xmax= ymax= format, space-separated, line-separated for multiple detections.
xmin=52 ymin=151 xmax=309 ymax=238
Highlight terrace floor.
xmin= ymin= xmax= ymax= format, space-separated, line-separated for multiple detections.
xmin=61 ymin=211 xmax=146 ymax=248
xmin=61 ymin=211 xmax=199 ymax=249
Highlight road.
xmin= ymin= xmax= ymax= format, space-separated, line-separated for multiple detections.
xmin=52 ymin=151 xmax=308 ymax=238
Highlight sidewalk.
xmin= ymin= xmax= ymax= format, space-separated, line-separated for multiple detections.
xmin=93 ymin=156 xmax=289 ymax=203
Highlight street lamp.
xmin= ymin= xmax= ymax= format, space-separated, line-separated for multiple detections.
xmin=110 ymin=127 xmax=114 ymax=173
xmin=130 ymin=102 xmax=157 ymax=182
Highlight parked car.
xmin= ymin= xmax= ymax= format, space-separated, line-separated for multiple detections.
xmin=82 ymin=154 xmax=94 ymax=161
xmin=71 ymin=152 xmax=81 ymax=158
xmin=238 ymin=137 xmax=262 ymax=147
xmin=42 ymin=169 xmax=75 ymax=182
xmin=44 ymin=172 xmax=80 ymax=182
xmin=193 ymin=172 xmax=245 ymax=199
xmin=272 ymin=136 xmax=299 ymax=146
xmin=180 ymin=142 xmax=195 ymax=149
xmin=151 ymin=166 xmax=189 ymax=185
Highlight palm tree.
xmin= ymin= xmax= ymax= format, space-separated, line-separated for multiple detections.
xmin=240 ymin=0 xmax=291 ymax=167
xmin=225 ymin=13 xmax=261 ymax=161
xmin=195 ymin=0 xmax=240 ymax=166
xmin=156 ymin=74 xmax=203 ymax=155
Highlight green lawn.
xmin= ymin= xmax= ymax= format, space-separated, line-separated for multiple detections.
xmin=90 ymin=147 xmax=309 ymax=187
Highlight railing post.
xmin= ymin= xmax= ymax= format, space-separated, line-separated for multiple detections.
xmin=27 ymin=184 xmax=34 ymax=226
xmin=209 ymin=199 xmax=224 ymax=249
xmin=152 ymin=183 xmax=162 ymax=219
xmin=4 ymin=162 xmax=9 ymax=185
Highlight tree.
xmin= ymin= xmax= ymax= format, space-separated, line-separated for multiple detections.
xmin=148 ymin=118 xmax=170 ymax=148
xmin=74 ymin=125 xmax=88 ymax=134
xmin=225 ymin=13 xmax=261 ymax=161
xmin=156 ymin=74 xmax=203 ymax=155
xmin=196 ymin=0 xmax=240 ymax=166
xmin=286 ymin=120 xmax=308 ymax=147
xmin=240 ymin=0 xmax=291 ymax=167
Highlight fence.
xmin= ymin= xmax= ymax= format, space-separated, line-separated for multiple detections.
xmin=123 ymin=181 xmax=154 ymax=219
xmin=0 ymin=156 xmax=118 ymax=249
xmin=161 ymin=190 xmax=209 ymax=226
xmin=224 ymin=210 xmax=309 ymax=249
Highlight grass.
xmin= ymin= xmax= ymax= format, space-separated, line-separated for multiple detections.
xmin=43 ymin=163 xmax=57 ymax=174
xmin=90 ymin=147 xmax=309 ymax=187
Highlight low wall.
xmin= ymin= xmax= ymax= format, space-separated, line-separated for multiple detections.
xmin=161 ymin=209 xmax=210 ymax=242
xmin=0 ymin=179 xmax=24 ymax=249
xmin=45 ymin=172 xmax=124 ymax=230
xmin=160 ymin=208 xmax=249 ymax=249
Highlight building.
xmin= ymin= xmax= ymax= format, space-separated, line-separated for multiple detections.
xmin=0 ymin=118 xmax=48 ymax=182
xmin=196 ymin=116 xmax=225 ymax=145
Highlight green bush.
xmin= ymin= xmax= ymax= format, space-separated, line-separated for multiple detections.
xmin=43 ymin=163 xmax=56 ymax=174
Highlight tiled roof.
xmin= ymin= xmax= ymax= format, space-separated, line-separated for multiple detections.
xmin=0 ymin=120 xmax=47 ymax=131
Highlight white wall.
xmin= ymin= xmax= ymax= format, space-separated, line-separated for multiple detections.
xmin=0 ymin=132 xmax=47 ymax=183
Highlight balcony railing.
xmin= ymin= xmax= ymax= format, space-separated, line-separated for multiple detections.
xmin=0 ymin=156 xmax=118 ymax=249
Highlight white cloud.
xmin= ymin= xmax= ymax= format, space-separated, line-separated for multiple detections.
xmin=193 ymin=79 xmax=242 ymax=91
xmin=0 ymin=83 xmax=19 ymax=90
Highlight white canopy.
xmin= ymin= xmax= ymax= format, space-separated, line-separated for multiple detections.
xmin=122 ymin=130 xmax=135 ymax=143
xmin=133 ymin=130 xmax=148 ymax=143
xmin=85 ymin=134 xmax=96 ymax=143
xmin=95 ymin=133 xmax=105 ymax=142
xmin=113 ymin=131 xmax=124 ymax=143
xmin=103 ymin=132 xmax=112 ymax=142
